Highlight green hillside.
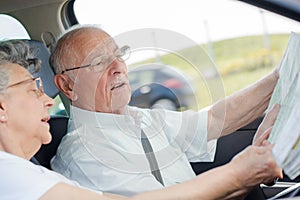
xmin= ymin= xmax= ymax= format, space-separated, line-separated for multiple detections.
xmin=129 ymin=34 xmax=291 ymax=109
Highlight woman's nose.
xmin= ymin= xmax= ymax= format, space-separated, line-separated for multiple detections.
xmin=42 ymin=93 xmax=55 ymax=109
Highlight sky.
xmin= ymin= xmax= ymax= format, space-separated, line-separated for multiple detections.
xmin=74 ymin=0 xmax=300 ymax=44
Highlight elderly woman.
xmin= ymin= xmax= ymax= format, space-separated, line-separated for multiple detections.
xmin=0 ymin=40 xmax=282 ymax=200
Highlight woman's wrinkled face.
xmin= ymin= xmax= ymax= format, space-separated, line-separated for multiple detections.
xmin=1 ymin=64 xmax=54 ymax=159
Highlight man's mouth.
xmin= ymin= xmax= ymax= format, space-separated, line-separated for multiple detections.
xmin=111 ymin=83 xmax=126 ymax=91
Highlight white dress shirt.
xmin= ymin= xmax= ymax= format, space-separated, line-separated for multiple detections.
xmin=51 ymin=106 xmax=216 ymax=196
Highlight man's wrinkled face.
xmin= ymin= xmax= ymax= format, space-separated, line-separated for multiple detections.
xmin=67 ymin=29 xmax=131 ymax=114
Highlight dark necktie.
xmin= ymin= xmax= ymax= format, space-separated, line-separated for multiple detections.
xmin=141 ymin=130 xmax=164 ymax=186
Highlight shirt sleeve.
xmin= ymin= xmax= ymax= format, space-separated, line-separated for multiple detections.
xmin=162 ymin=107 xmax=217 ymax=162
xmin=0 ymin=156 xmax=61 ymax=199
xmin=0 ymin=153 xmax=102 ymax=200
xmin=185 ymin=108 xmax=217 ymax=162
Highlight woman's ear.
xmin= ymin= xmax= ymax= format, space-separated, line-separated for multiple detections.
xmin=0 ymin=115 xmax=7 ymax=123
xmin=0 ymin=100 xmax=7 ymax=123
xmin=54 ymin=74 xmax=78 ymax=101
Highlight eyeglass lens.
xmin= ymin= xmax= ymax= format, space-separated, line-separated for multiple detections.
xmin=89 ymin=46 xmax=130 ymax=72
xmin=35 ymin=78 xmax=44 ymax=94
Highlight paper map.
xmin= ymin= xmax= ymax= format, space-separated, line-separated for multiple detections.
xmin=267 ymin=32 xmax=300 ymax=180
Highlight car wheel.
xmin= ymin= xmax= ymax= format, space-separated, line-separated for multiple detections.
xmin=151 ymin=99 xmax=178 ymax=110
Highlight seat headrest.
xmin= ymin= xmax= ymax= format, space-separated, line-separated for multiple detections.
xmin=25 ymin=40 xmax=59 ymax=98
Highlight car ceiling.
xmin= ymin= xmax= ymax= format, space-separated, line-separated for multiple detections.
xmin=1 ymin=0 xmax=300 ymax=20
xmin=0 ymin=0 xmax=65 ymax=13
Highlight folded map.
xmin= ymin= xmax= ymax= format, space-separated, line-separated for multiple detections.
xmin=267 ymin=32 xmax=300 ymax=180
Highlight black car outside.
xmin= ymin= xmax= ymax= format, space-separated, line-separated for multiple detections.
xmin=128 ymin=63 xmax=197 ymax=111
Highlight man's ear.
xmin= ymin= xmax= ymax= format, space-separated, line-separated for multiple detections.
xmin=54 ymin=74 xmax=77 ymax=101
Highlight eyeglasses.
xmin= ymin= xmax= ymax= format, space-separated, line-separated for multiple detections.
xmin=61 ymin=45 xmax=131 ymax=74
xmin=7 ymin=77 xmax=44 ymax=97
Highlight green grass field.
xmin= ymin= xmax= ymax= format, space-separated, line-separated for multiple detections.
xmin=129 ymin=34 xmax=291 ymax=109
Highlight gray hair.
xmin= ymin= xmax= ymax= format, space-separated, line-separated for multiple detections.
xmin=0 ymin=40 xmax=41 ymax=93
xmin=49 ymin=24 xmax=105 ymax=74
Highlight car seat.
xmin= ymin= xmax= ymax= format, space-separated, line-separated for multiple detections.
xmin=25 ymin=39 xmax=69 ymax=169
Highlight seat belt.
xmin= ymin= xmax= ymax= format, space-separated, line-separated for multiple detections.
xmin=141 ymin=130 xmax=164 ymax=186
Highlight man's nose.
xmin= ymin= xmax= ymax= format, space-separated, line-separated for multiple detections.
xmin=108 ymin=57 xmax=127 ymax=75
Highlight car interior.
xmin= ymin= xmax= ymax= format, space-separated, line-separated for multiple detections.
xmin=28 ymin=40 xmax=270 ymax=198
xmin=0 ymin=0 xmax=300 ymax=199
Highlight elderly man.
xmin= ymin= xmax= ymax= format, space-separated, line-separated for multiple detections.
xmin=50 ymin=24 xmax=281 ymax=197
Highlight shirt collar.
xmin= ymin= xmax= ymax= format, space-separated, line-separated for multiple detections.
xmin=69 ymin=105 xmax=145 ymax=128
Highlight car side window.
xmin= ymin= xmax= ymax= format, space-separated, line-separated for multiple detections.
xmin=0 ymin=14 xmax=30 ymax=40
xmin=74 ymin=0 xmax=300 ymax=109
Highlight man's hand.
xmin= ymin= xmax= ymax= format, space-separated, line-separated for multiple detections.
xmin=253 ymin=104 xmax=280 ymax=146
xmin=229 ymin=144 xmax=283 ymax=189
